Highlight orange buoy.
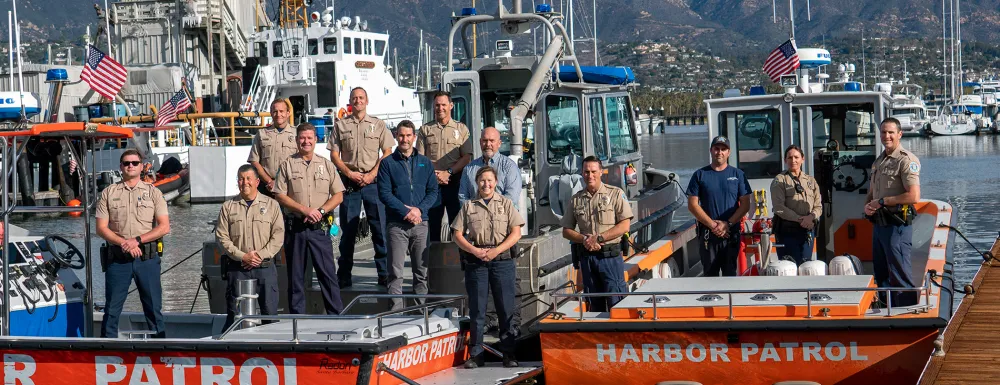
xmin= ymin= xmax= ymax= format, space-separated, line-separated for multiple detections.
xmin=337 ymin=108 xmax=347 ymax=119
xmin=68 ymin=198 xmax=82 ymax=217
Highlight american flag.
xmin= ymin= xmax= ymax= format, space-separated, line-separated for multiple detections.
xmin=763 ymin=39 xmax=800 ymax=83
xmin=155 ymin=91 xmax=192 ymax=127
xmin=81 ymin=45 xmax=128 ymax=100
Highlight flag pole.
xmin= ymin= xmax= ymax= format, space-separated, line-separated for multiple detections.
xmin=7 ymin=12 xmax=13 ymax=91
xmin=12 ymin=0 xmax=26 ymax=120
xmin=104 ymin=0 xmax=118 ymax=125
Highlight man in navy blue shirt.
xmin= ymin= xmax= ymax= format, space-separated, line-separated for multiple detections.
xmin=686 ymin=136 xmax=753 ymax=276
xmin=377 ymin=121 xmax=439 ymax=310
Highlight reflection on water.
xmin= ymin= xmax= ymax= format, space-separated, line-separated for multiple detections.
xmin=10 ymin=129 xmax=999 ymax=313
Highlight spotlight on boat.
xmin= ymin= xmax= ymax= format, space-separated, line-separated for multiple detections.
xmin=536 ymin=3 xmax=553 ymax=13
xmin=310 ymin=12 xmax=320 ymax=22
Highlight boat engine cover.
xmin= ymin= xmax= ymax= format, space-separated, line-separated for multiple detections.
xmin=798 ymin=260 xmax=828 ymax=276
xmin=763 ymin=260 xmax=798 ymax=276
xmin=829 ymin=255 xmax=863 ymax=275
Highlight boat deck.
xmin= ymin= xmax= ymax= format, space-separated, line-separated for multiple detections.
xmin=918 ymin=236 xmax=1000 ymax=385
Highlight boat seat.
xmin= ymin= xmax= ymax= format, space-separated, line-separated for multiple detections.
xmin=548 ymin=154 xmax=584 ymax=220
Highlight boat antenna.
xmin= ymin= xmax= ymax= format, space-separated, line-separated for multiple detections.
xmin=771 ymin=0 xmax=811 ymax=40
xmin=103 ymin=0 xmax=119 ymax=125
xmin=13 ymin=0 xmax=26 ymax=121
xmin=6 ymin=12 xmax=12 ymax=91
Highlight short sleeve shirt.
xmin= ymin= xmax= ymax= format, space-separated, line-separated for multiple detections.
xmin=273 ymin=154 xmax=346 ymax=214
xmin=214 ymin=195 xmax=285 ymax=261
xmin=247 ymin=126 xmax=297 ymax=178
xmin=872 ymin=147 xmax=920 ymax=201
xmin=95 ymin=181 xmax=169 ymax=239
xmin=560 ymin=183 xmax=634 ymax=243
xmin=326 ymin=114 xmax=394 ymax=172
xmin=685 ymin=165 xmax=752 ymax=221
xmin=416 ymin=119 xmax=473 ymax=171
xmin=451 ymin=196 xmax=525 ymax=246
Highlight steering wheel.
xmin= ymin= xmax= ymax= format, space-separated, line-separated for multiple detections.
xmin=44 ymin=235 xmax=86 ymax=270
xmin=831 ymin=161 xmax=869 ymax=193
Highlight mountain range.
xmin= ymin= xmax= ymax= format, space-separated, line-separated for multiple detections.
xmin=10 ymin=1 xmax=1000 ymax=65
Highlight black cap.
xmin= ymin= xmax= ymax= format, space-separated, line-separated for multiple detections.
xmin=710 ymin=135 xmax=730 ymax=149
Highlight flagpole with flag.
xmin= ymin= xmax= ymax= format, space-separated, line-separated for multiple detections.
xmin=104 ymin=0 xmax=118 ymax=124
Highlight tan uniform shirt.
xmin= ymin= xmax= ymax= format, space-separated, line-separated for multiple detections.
xmin=416 ymin=119 xmax=473 ymax=171
xmin=560 ymin=183 xmax=634 ymax=243
xmin=871 ymin=146 xmax=921 ymax=201
xmin=248 ymin=125 xmax=297 ymax=178
xmin=95 ymin=181 xmax=169 ymax=240
xmin=451 ymin=195 xmax=525 ymax=246
xmin=326 ymin=114 xmax=394 ymax=172
xmin=770 ymin=172 xmax=822 ymax=222
xmin=273 ymin=154 xmax=346 ymax=215
xmin=214 ymin=194 xmax=285 ymax=262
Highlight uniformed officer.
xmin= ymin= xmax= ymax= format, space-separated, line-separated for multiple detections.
xmin=417 ymin=91 xmax=474 ymax=242
xmin=770 ymin=145 xmax=822 ymax=265
xmin=95 ymin=148 xmax=171 ymax=338
xmin=215 ymin=164 xmax=284 ymax=330
xmin=328 ymin=87 xmax=393 ymax=288
xmin=865 ymin=117 xmax=921 ymax=307
xmin=273 ymin=122 xmax=347 ymax=314
xmin=249 ymin=98 xmax=298 ymax=197
xmin=561 ymin=156 xmax=633 ymax=312
xmin=686 ymin=136 xmax=753 ymax=277
xmin=452 ymin=166 xmax=523 ymax=369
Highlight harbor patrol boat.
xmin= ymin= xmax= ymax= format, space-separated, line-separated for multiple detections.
xmin=537 ymin=49 xmax=959 ymax=385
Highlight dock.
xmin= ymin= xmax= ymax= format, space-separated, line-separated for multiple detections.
xmin=918 ymin=233 xmax=1000 ymax=385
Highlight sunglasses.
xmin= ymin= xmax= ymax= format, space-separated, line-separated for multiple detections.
xmin=121 ymin=161 xmax=141 ymax=167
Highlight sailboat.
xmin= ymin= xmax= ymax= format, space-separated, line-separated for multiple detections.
xmin=929 ymin=0 xmax=979 ymax=135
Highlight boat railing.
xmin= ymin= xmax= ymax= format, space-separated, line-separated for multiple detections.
xmin=216 ymin=294 xmax=467 ymax=341
xmin=550 ymin=273 xmax=934 ymax=321
xmin=91 ymin=111 xmax=272 ymax=147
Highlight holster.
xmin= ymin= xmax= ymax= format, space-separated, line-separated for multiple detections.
xmin=100 ymin=244 xmax=110 ymax=272
xmin=869 ymin=205 xmax=914 ymax=227
xmin=573 ymin=242 xmax=622 ymax=260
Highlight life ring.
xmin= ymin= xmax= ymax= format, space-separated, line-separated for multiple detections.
xmin=337 ymin=108 xmax=347 ymax=119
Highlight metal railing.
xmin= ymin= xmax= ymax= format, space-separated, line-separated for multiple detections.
xmin=216 ymin=294 xmax=466 ymax=341
xmin=92 ymin=112 xmax=271 ymax=146
xmin=551 ymin=273 xmax=934 ymax=322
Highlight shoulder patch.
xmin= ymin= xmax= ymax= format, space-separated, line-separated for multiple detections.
xmin=909 ymin=161 xmax=920 ymax=173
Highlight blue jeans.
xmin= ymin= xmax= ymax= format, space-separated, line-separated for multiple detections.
xmin=776 ymin=229 xmax=814 ymax=265
xmin=579 ymin=254 xmax=627 ymax=312
xmin=101 ymin=255 xmax=165 ymax=338
xmin=872 ymin=224 xmax=916 ymax=306
xmin=465 ymin=257 xmax=519 ymax=357
xmin=338 ymin=182 xmax=388 ymax=284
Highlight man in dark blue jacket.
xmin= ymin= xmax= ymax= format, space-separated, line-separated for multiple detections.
xmin=377 ymin=120 xmax=439 ymax=310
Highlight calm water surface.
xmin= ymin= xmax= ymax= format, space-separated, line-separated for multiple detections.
xmin=14 ymin=127 xmax=1000 ymax=312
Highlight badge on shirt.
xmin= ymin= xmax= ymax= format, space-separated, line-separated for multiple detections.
xmin=368 ymin=123 xmax=375 ymax=134
xmin=602 ymin=195 xmax=610 ymax=206
xmin=318 ymin=165 xmax=325 ymax=175
xmin=260 ymin=206 xmax=267 ymax=215
xmin=288 ymin=136 xmax=293 ymax=142
xmin=497 ymin=206 xmax=504 ymax=215
xmin=453 ymin=130 xmax=459 ymax=140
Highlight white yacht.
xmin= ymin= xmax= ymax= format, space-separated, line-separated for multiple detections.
xmin=887 ymin=83 xmax=930 ymax=136
xmin=930 ymin=95 xmax=985 ymax=136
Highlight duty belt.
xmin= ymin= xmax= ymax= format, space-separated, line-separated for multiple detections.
xmin=286 ymin=217 xmax=328 ymax=231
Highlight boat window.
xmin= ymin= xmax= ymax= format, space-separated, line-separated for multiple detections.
xmin=719 ymin=109 xmax=782 ymax=179
xmin=272 ymin=41 xmax=283 ymax=58
xmin=323 ymin=38 xmax=338 ymax=54
xmin=809 ymin=103 xmax=877 ymax=152
xmin=354 ymin=39 xmax=362 ymax=55
xmin=375 ymin=40 xmax=386 ymax=56
xmin=546 ymin=95 xmax=582 ymax=163
xmin=291 ymin=44 xmax=300 ymax=57
xmin=452 ymin=97 xmax=468 ymax=127
xmin=308 ymin=39 xmax=318 ymax=55
xmin=255 ymin=42 xmax=267 ymax=57
xmin=607 ymin=96 xmax=637 ymax=157
xmin=343 ymin=38 xmax=352 ymax=54
xmin=589 ymin=97 xmax=608 ymax=160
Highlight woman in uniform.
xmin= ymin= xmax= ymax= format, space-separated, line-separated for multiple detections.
xmin=770 ymin=145 xmax=823 ymax=265
xmin=451 ymin=166 xmax=523 ymax=369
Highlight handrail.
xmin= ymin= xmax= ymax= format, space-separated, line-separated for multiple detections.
xmin=551 ymin=279 xmax=934 ymax=321
xmin=216 ymin=294 xmax=466 ymax=341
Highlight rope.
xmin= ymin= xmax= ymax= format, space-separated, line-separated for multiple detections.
xmin=190 ymin=274 xmax=209 ymax=314
xmin=941 ymin=225 xmax=996 ymax=263
xmin=128 ymin=247 xmax=203 ymax=295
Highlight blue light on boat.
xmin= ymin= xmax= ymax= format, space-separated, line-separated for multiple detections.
xmin=45 ymin=69 xmax=68 ymax=82
xmin=844 ymin=82 xmax=862 ymax=92
xmin=461 ymin=7 xmax=477 ymax=16
xmin=536 ymin=3 xmax=552 ymax=13
xmin=749 ymin=86 xmax=766 ymax=96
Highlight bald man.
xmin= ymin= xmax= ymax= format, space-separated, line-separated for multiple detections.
xmin=458 ymin=127 xmax=522 ymax=210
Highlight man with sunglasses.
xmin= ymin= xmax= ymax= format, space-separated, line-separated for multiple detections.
xmin=249 ymin=98 xmax=298 ymax=197
xmin=686 ymin=136 xmax=753 ymax=277
xmin=95 ymin=149 xmax=171 ymax=338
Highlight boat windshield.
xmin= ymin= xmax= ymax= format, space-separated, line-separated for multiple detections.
xmin=546 ymin=95 xmax=582 ymax=163
xmin=809 ymin=103 xmax=878 ymax=152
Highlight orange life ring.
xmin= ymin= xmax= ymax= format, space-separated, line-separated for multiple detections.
xmin=337 ymin=108 xmax=347 ymax=119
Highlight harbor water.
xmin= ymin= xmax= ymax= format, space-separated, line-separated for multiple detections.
xmin=13 ymin=127 xmax=1000 ymax=313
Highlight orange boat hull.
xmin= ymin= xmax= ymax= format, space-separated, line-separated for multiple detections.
xmin=540 ymin=329 xmax=938 ymax=385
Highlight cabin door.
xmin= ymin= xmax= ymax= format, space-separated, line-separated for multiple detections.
xmin=441 ymin=71 xmax=483 ymax=156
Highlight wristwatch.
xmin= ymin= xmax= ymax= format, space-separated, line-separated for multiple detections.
xmin=878 ymin=198 xmax=886 ymax=207
xmin=318 ymin=208 xmax=326 ymax=215
xmin=135 ymin=236 xmax=142 ymax=243
xmin=597 ymin=235 xmax=605 ymax=243
xmin=446 ymin=168 xmax=453 ymax=175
